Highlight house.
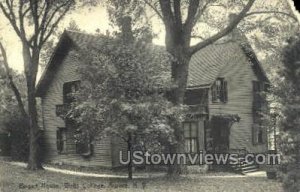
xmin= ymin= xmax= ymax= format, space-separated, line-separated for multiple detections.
xmin=36 ymin=29 xmax=269 ymax=168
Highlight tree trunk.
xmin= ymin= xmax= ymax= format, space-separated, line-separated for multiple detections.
xmin=27 ymin=84 xmax=42 ymax=170
xmin=127 ymin=133 xmax=133 ymax=180
xmin=23 ymin=46 xmax=43 ymax=170
xmin=167 ymin=44 xmax=191 ymax=175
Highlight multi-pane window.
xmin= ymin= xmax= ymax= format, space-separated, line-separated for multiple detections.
xmin=211 ymin=78 xmax=228 ymax=103
xmin=63 ymin=81 xmax=80 ymax=104
xmin=57 ymin=127 xmax=67 ymax=153
xmin=183 ymin=122 xmax=198 ymax=153
xmin=252 ymin=81 xmax=265 ymax=110
xmin=252 ymin=124 xmax=266 ymax=145
xmin=75 ymin=129 xmax=93 ymax=156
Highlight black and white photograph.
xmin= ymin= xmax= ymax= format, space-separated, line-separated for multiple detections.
xmin=0 ymin=0 xmax=299 ymax=191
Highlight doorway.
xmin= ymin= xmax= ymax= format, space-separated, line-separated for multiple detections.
xmin=211 ymin=116 xmax=230 ymax=152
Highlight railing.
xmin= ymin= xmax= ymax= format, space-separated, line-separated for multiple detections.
xmin=228 ymin=148 xmax=248 ymax=155
xmin=187 ymin=104 xmax=208 ymax=115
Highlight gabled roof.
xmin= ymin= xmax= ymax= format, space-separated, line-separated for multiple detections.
xmin=36 ymin=30 xmax=110 ymax=96
xmin=188 ymin=40 xmax=269 ymax=88
xmin=188 ymin=42 xmax=236 ymax=87
xmin=36 ymin=30 xmax=268 ymax=97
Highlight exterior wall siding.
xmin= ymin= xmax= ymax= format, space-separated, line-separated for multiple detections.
xmin=208 ymin=46 xmax=267 ymax=153
xmin=41 ymin=47 xmax=114 ymax=167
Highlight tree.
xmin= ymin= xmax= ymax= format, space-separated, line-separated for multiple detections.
xmin=83 ymin=0 xmax=298 ymax=175
xmin=272 ymin=34 xmax=300 ymax=191
xmin=70 ymin=29 xmax=185 ymax=179
xmin=0 ymin=0 xmax=74 ymax=170
xmin=132 ymin=0 xmax=298 ymax=175
xmin=0 ymin=65 xmax=29 ymax=161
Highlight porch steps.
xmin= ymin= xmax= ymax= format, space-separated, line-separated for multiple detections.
xmin=230 ymin=157 xmax=259 ymax=174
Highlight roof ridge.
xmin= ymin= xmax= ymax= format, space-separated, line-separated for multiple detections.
xmin=64 ymin=30 xmax=110 ymax=41
xmin=65 ymin=29 xmax=98 ymax=36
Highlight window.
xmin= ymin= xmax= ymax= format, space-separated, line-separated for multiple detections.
xmin=211 ymin=78 xmax=227 ymax=103
xmin=252 ymin=124 xmax=266 ymax=145
xmin=183 ymin=122 xmax=198 ymax=153
xmin=184 ymin=89 xmax=207 ymax=106
xmin=75 ymin=129 xmax=93 ymax=157
xmin=63 ymin=81 xmax=80 ymax=104
xmin=253 ymin=81 xmax=265 ymax=110
xmin=252 ymin=81 xmax=267 ymax=145
xmin=57 ymin=127 xmax=67 ymax=153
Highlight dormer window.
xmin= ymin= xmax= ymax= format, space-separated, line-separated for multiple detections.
xmin=211 ymin=78 xmax=228 ymax=103
xmin=63 ymin=81 xmax=80 ymax=104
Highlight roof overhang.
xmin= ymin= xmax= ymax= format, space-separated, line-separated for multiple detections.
xmin=36 ymin=31 xmax=73 ymax=97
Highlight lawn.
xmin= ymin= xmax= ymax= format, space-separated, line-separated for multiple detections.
xmin=0 ymin=160 xmax=283 ymax=192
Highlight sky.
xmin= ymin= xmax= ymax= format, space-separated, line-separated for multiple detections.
xmin=287 ymin=0 xmax=300 ymax=22
xmin=0 ymin=5 xmax=165 ymax=76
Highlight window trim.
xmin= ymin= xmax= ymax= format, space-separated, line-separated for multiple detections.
xmin=252 ymin=123 xmax=266 ymax=145
xmin=252 ymin=80 xmax=267 ymax=145
xmin=211 ymin=78 xmax=228 ymax=103
xmin=183 ymin=121 xmax=199 ymax=154
xmin=63 ymin=80 xmax=80 ymax=104
xmin=75 ymin=129 xmax=93 ymax=157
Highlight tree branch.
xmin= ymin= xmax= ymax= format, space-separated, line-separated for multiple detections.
xmin=189 ymin=0 xmax=256 ymax=55
xmin=245 ymin=11 xmax=298 ymax=22
xmin=192 ymin=0 xmax=218 ymax=27
xmin=142 ymin=0 xmax=163 ymax=20
xmin=184 ymin=0 xmax=200 ymax=31
xmin=38 ymin=1 xmax=51 ymax=47
xmin=158 ymin=0 xmax=174 ymax=26
xmin=40 ymin=1 xmax=73 ymax=47
xmin=18 ymin=0 xmax=27 ymax=39
xmin=191 ymin=35 xmax=205 ymax=40
xmin=29 ymin=0 xmax=40 ymax=47
xmin=0 ymin=42 xmax=28 ymax=119
xmin=0 ymin=2 xmax=23 ymax=39
xmin=173 ymin=0 xmax=182 ymax=28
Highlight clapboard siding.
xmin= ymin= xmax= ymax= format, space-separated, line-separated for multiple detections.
xmin=41 ymin=47 xmax=114 ymax=167
xmin=208 ymin=45 xmax=266 ymax=153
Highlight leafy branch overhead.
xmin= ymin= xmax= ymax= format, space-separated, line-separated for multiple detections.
xmin=71 ymin=38 xmax=186 ymax=144
xmin=146 ymin=0 xmax=295 ymax=53
xmin=0 ymin=0 xmax=74 ymax=49
xmin=0 ymin=42 xmax=27 ymax=119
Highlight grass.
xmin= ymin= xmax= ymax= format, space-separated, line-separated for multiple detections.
xmin=0 ymin=160 xmax=283 ymax=192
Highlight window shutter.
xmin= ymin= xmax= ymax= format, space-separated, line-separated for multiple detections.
xmin=262 ymin=126 xmax=267 ymax=144
xmin=252 ymin=124 xmax=258 ymax=145
xmin=56 ymin=129 xmax=62 ymax=152
xmin=222 ymin=81 xmax=228 ymax=102
xmin=253 ymin=81 xmax=262 ymax=110
xmin=211 ymin=83 xmax=217 ymax=102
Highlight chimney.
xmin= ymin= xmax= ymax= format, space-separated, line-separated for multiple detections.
xmin=228 ymin=13 xmax=246 ymax=43
xmin=119 ymin=16 xmax=134 ymax=44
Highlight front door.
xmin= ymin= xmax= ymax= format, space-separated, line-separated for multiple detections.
xmin=211 ymin=118 xmax=230 ymax=152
